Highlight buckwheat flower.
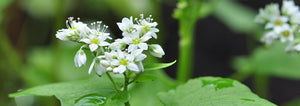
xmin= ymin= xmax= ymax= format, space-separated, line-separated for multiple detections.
xmin=80 ymin=33 xmax=110 ymax=52
xmin=56 ymin=17 xmax=90 ymax=41
xmin=88 ymin=56 xmax=106 ymax=75
xmin=111 ymin=50 xmax=139 ymax=73
xmin=133 ymin=49 xmax=147 ymax=62
xmin=117 ymin=16 xmax=136 ymax=36
xmin=94 ymin=61 xmax=107 ymax=76
xmin=149 ymin=44 xmax=165 ymax=58
xmin=274 ymin=25 xmax=294 ymax=42
xmin=132 ymin=49 xmax=147 ymax=71
xmin=135 ymin=14 xmax=159 ymax=39
xmin=282 ymin=0 xmax=299 ymax=16
xmin=255 ymin=3 xmax=280 ymax=23
xmin=124 ymin=32 xmax=151 ymax=52
xmin=109 ymin=39 xmax=127 ymax=50
xmin=261 ymin=31 xmax=279 ymax=46
xmin=74 ymin=49 xmax=87 ymax=67
xmin=291 ymin=12 xmax=300 ymax=25
xmin=90 ymin=21 xmax=112 ymax=39
xmin=285 ymin=40 xmax=300 ymax=54
xmin=265 ymin=16 xmax=289 ymax=29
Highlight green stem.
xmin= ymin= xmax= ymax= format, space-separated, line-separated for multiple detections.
xmin=106 ymin=72 xmax=120 ymax=91
xmin=177 ymin=19 xmax=195 ymax=83
xmin=229 ymin=71 xmax=252 ymax=81
xmin=128 ymin=72 xmax=142 ymax=84
xmin=253 ymin=74 xmax=269 ymax=99
xmin=123 ymin=72 xmax=130 ymax=106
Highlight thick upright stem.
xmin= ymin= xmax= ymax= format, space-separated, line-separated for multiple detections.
xmin=253 ymin=74 xmax=269 ymax=99
xmin=123 ymin=73 xmax=130 ymax=106
xmin=177 ymin=20 xmax=195 ymax=83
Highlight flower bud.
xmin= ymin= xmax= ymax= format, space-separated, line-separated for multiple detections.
xmin=74 ymin=49 xmax=87 ymax=67
xmin=149 ymin=44 xmax=165 ymax=58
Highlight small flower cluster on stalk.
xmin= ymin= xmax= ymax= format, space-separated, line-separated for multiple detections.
xmin=255 ymin=0 xmax=300 ymax=53
xmin=56 ymin=14 xmax=165 ymax=75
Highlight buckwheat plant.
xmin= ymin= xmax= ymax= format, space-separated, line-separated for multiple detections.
xmin=55 ymin=14 xmax=165 ymax=106
xmin=255 ymin=0 xmax=300 ymax=53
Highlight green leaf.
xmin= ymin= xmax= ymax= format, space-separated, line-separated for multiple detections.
xmin=233 ymin=42 xmax=300 ymax=80
xmin=74 ymin=94 xmax=107 ymax=106
xmin=213 ymin=0 xmax=263 ymax=40
xmin=111 ymin=91 xmax=129 ymax=104
xmin=158 ymin=77 xmax=276 ymax=106
xmin=129 ymin=71 xmax=177 ymax=106
xmin=143 ymin=60 xmax=176 ymax=71
xmin=134 ymin=74 xmax=157 ymax=83
xmin=9 ymin=74 xmax=123 ymax=106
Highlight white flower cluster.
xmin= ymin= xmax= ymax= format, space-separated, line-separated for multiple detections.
xmin=255 ymin=0 xmax=300 ymax=53
xmin=55 ymin=14 xmax=165 ymax=75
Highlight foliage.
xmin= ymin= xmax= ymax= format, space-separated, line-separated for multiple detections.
xmin=158 ymin=77 xmax=276 ymax=106
xmin=234 ymin=42 xmax=300 ymax=80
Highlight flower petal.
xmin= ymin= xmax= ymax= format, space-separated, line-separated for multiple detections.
xmin=88 ymin=59 xmax=96 ymax=74
xmin=138 ymin=43 xmax=148 ymax=50
xmin=127 ymin=63 xmax=139 ymax=72
xmin=89 ymin=44 xmax=98 ymax=51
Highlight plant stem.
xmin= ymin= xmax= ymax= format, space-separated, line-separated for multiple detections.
xmin=123 ymin=72 xmax=130 ymax=106
xmin=106 ymin=72 xmax=120 ymax=91
xmin=177 ymin=19 xmax=195 ymax=83
xmin=253 ymin=74 xmax=269 ymax=99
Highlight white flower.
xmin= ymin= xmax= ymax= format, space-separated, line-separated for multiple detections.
xmin=282 ymin=0 xmax=299 ymax=16
xmin=74 ymin=49 xmax=87 ymax=67
xmin=56 ymin=17 xmax=90 ymax=41
xmin=80 ymin=21 xmax=111 ymax=52
xmin=291 ymin=12 xmax=300 ymax=25
xmin=285 ymin=40 xmax=300 ymax=54
xmin=265 ymin=16 xmax=289 ymax=29
xmin=109 ymin=39 xmax=127 ymax=50
xmin=123 ymin=32 xmax=151 ymax=52
xmin=133 ymin=50 xmax=147 ymax=62
xmin=80 ymin=34 xmax=110 ymax=52
xmin=274 ymin=25 xmax=294 ymax=42
xmin=135 ymin=17 xmax=159 ymax=39
xmin=255 ymin=3 xmax=280 ymax=23
xmin=149 ymin=44 xmax=165 ymax=58
xmin=94 ymin=61 xmax=107 ymax=76
xmin=88 ymin=56 xmax=107 ymax=75
xmin=261 ymin=31 xmax=278 ymax=46
xmin=132 ymin=49 xmax=147 ymax=71
xmin=110 ymin=50 xmax=139 ymax=73
xmin=117 ymin=16 xmax=136 ymax=36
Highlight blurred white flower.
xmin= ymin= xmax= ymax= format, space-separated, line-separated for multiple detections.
xmin=274 ymin=25 xmax=294 ymax=42
xmin=282 ymin=0 xmax=299 ymax=16
xmin=255 ymin=3 xmax=280 ymax=23
xmin=291 ymin=12 xmax=300 ymax=25
xmin=56 ymin=17 xmax=90 ymax=41
xmin=261 ymin=31 xmax=278 ymax=46
xmin=265 ymin=16 xmax=289 ymax=29
xmin=285 ymin=40 xmax=300 ymax=53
